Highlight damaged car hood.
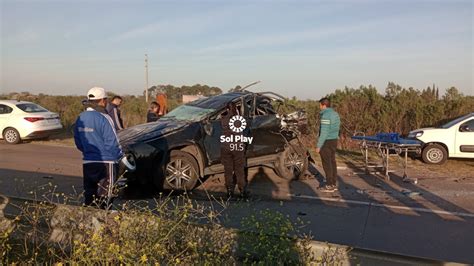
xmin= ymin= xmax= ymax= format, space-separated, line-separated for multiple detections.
xmin=118 ymin=119 xmax=190 ymax=146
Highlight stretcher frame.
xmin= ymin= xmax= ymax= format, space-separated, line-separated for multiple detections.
xmin=352 ymin=134 xmax=422 ymax=180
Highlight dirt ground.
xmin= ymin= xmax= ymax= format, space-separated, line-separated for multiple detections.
xmin=192 ymin=145 xmax=474 ymax=214
xmin=1 ymin=139 xmax=473 ymax=215
xmin=1 ymin=141 xmax=474 ymax=263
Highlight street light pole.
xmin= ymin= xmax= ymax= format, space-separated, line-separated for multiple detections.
xmin=145 ymin=53 xmax=149 ymax=102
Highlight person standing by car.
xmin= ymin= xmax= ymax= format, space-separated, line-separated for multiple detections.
xmin=220 ymin=102 xmax=250 ymax=199
xmin=74 ymin=87 xmax=123 ymax=208
xmin=146 ymin=101 xmax=161 ymax=122
xmin=106 ymin=95 xmax=125 ymax=131
xmin=316 ymin=97 xmax=340 ymax=193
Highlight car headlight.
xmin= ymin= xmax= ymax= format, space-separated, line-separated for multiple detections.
xmin=409 ymin=131 xmax=423 ymax=138
xmin=120 ymin=153 xmax=136 ymax=172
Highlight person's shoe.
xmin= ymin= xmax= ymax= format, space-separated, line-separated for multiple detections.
xmin=318 ymin=185 xmax=338 ymax=193
xmin=226 ymin=187 xmax=235 ymax=199
xmin=239 ymin=188 xmax=251 ymax=199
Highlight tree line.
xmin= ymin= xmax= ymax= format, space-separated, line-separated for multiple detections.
xmin=286 ymin=83 xmax=473 ymax=148
xmin=1 ymin=83 xmax=472 ymax=146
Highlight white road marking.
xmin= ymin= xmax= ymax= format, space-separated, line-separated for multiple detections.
xmin=288 ymin=194 xmax=474 ymax=218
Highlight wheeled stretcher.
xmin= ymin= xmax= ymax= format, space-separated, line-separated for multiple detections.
xmin=351 ymin=133 xmax=422 ymax=180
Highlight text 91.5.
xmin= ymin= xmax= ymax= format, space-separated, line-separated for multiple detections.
xmin=230 ymin=143 xmax=244 ymax=151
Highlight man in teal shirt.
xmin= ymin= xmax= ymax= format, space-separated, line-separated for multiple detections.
xmin=316 ymin=98 xmax=341 ymax=192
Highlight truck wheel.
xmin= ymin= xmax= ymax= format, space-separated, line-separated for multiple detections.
xmin=163 ymin=150 xmax=199 ymax=191
xmin=422 ymin=144 xmax=447 ymax=164
xmin=3 ymin=128 xmax=21 ymax=144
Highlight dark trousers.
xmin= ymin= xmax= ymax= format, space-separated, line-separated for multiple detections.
xmin=320 ymin=139 xmax=338 ymax=186
xmin=221 ymin=148 xmax=246 ymax=191
xmin=83 ymin=162 xmax=117 ymax=208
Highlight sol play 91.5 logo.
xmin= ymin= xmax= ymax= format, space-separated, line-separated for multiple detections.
xmin=220 ymin=115 xmax=254 ymax=151
xmin=229 ymin=115 xmax=246 ymax=133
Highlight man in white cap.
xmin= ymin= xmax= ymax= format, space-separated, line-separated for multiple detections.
xmin=74 ymin=87 xmax=123 ymax=208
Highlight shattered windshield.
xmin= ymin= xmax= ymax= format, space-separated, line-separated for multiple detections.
xmin=162 ymin=105 xmax=215 ymax=121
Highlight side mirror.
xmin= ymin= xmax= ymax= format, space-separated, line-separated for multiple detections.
xmin=203 ymin=120 xmax=213 ymax=135
xmin=460 ymin=125 xmax=470 ymax=132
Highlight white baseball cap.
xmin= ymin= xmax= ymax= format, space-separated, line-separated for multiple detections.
xmin=87 ymin=87 xmax=107 ymax=100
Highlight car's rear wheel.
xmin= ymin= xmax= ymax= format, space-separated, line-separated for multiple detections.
xmin=275 ymin=139 xmax=308 ymax=180
xmin=3 ymin=128 xmax=21 ymax=144
xmin=422 ymin=144 xmax=447 ymax=164
xmin=163 ymin=150 xmax=199 ymax=191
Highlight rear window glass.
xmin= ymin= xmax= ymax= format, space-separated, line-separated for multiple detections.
xmin=16 ymin=103 xmax=48 ymax=113
xmin=0 ymin=104 xmax=13 ymax=114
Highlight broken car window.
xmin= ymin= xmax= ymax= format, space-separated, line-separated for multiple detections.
xmin=162 ymin=105 xmax=216 ymax=122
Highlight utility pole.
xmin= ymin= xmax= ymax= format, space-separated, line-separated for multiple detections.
xmin=145 ymin=53 xmax=149 ymax=102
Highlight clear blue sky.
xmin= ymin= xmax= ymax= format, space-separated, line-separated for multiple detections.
xmin=1 ymin=0 xmax=473 ymax=99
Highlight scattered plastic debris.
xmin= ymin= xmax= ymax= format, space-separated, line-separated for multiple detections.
xmin=403 ymin=178 xmax=418 ymax=184
xmin=401 ymin=190 xmax=422 ymax=197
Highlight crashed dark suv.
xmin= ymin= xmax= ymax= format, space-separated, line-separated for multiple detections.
xmin=118 ymin=91 xmax=309 ymax=191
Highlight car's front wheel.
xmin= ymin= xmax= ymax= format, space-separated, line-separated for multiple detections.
xmin=3 ymin=128 xmax=21 ymax=144
xmin=275 ymin=140 xmax=308 ymax=180
xmin=422 ymin=144 xmax=447 ymax=164
xmin=163 ymin=150 xmax=199 ymax=191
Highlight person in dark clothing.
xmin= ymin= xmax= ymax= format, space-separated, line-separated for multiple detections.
xmin=106 ymin=95 xmax=124 ymax=131
xmin=316 ymin=97 xmax=341 ymax=193
xmin=220 ymin=102 xmax=249 ymax=199
xmin=74 ymin=87 xmax=123 ymax=209
xmin=146 ymin=101 xmax=161 ymax=122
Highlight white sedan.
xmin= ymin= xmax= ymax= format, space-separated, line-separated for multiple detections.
xmin=408 ymin=112 xmax=474 ymax=164
xmin=0 ymin=100 xmax=63 ymax=144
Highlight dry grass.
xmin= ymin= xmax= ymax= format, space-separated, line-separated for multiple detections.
xmin=1 ymin=188 xmax=328 ymax=264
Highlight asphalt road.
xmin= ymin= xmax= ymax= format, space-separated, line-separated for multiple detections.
xmin=1 ymin=142 xmax=473 ymax=263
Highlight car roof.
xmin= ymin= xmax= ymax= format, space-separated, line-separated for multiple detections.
xmin=187 ymin=91 xmax=252 ymax=109
xmin=0 ymin=100 xmax=34 ymax=105
xmin=460 ymin=112 xmax=474 ymax=118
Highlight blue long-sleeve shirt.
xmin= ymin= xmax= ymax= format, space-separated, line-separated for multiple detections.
xmin=74 ymin=108 xmax=123 ymax=162
xmin=317 ymin=107 xmax=341 ymax=148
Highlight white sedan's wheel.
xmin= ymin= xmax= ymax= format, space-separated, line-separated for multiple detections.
xmin=3 ymin=128 xmax=21 ymax=144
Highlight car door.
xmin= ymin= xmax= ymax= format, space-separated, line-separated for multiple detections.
xmin=455 ymin=118 xmax=474 ymax=154
xmin=246 ymin=95 xmax=287 ymax=158
xmin=0 ymin=104 xmax=14 ymax=135
xmin=202 ymin=97 xmax=252 ymax=165
xmin=202 ymin=117 xmax=224 ymax=165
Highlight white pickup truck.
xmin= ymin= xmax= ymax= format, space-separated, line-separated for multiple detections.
xmin=408 ymin=112 xmax=474 ymax=164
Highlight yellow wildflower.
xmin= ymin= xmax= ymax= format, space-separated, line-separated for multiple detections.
xmin=140 ymin=254 xmax=148 ymax=263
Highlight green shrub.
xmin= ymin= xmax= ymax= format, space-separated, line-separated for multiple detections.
xmin=238 ymin=208 xmax=313 ymax=265
xmin=2 ymin=83 xmax=472 ymax=148
xmin=2 ymin=196 xmax=320 ymax=264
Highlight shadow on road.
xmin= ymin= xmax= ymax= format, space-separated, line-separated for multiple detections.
xmin=342 ymin=157 xmax=472 ymax=221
